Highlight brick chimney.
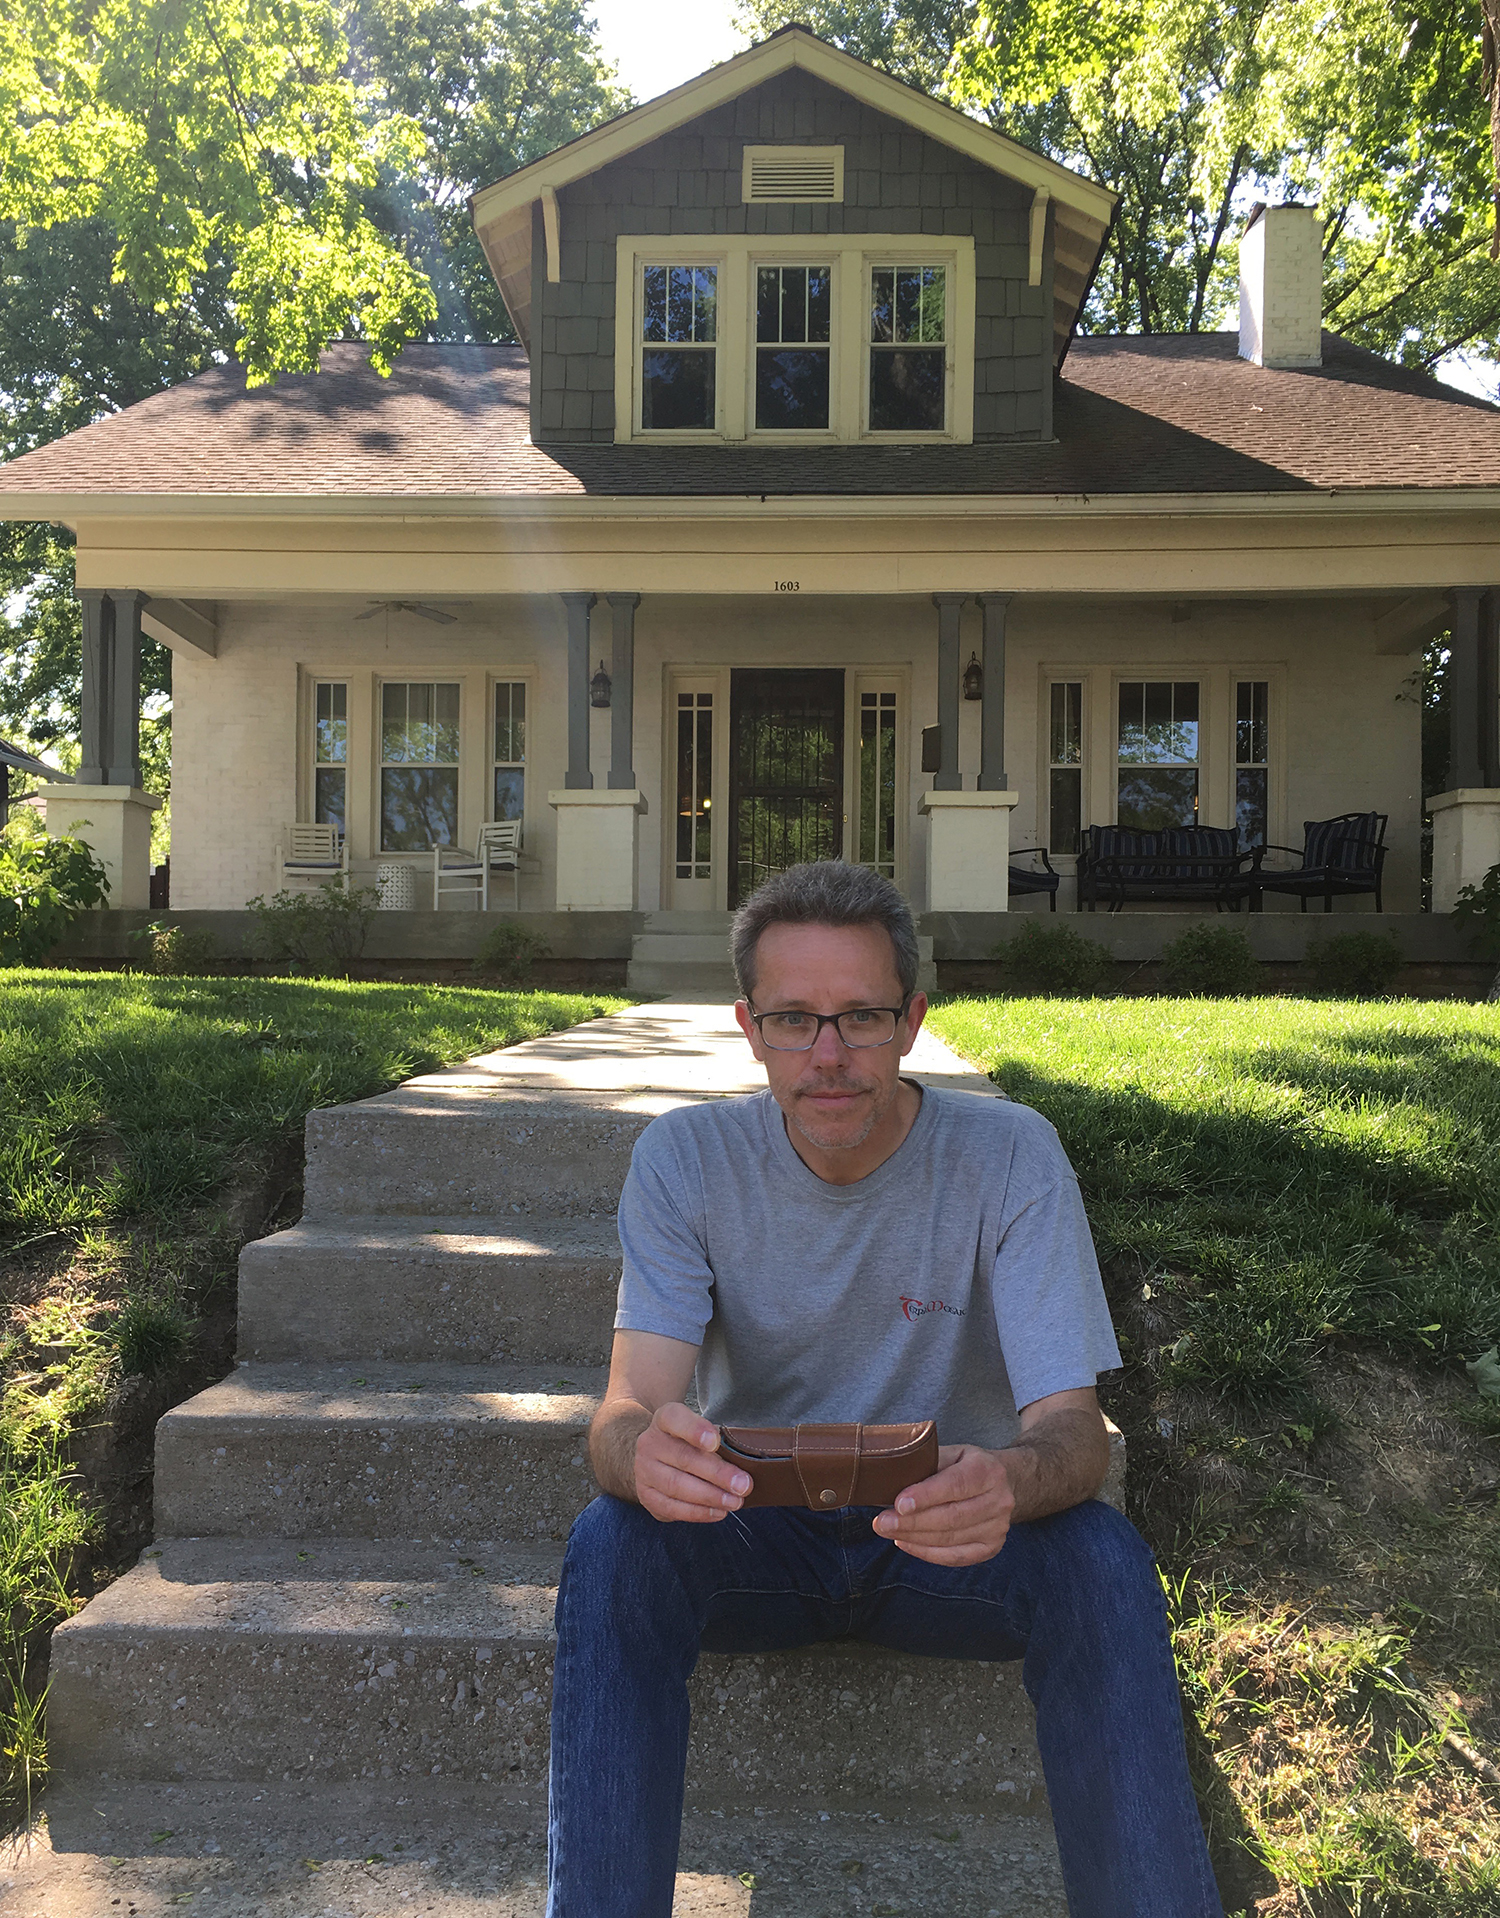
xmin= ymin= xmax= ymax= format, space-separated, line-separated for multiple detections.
xmin=1238 ymin=204 xmax=1323 ymax=369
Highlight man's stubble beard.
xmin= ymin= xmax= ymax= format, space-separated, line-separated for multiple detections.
xmin=784 ymin=1074 xmax=894 ymax=1153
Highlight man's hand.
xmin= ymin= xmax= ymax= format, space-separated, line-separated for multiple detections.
xmin=633 ymin=1402 xmax=753 ymax=1524
xmin=871 ymin=1444 xmax=1015 ymax=1565
xmin=872 ymin=1390 xmax=1111 ymax=1564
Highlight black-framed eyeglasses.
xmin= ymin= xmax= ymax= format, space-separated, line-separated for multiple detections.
xmin=747 ymin=1000 xmax=910 ymax=1051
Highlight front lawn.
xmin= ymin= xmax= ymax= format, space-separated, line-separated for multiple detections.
xmin=0 ymin=972 xmax=623 ymax=1811
xmin=927 ymin=996 xmax=1500 ymax=1916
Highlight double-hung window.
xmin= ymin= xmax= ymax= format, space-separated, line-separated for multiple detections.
xmin=755 ymin=265 xmax=832 ymax=430
xmin=1235 ymin=680 xmax=1270 ymax=846
xmin=1117 ymin=681 xmax=1201 ymax=830
xmin=640 ymin=264 xmax=718 ymax=430
xmin=869 ymin=266 xmax=947 ymax=432
xmin=493 ymin=682 xmax=526 ymax=822
xmin=381 ymin=681 xmax=460 ymax=851
xmin=313 ymin=682 xmax=347 ymax=832
xmin=1048 ymin=682 xmax=1084 ymax=854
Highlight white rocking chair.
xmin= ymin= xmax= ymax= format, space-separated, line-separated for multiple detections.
xmin=432 ymin=819 xmax=523 ymax=911
xmin=281 ymin=822 xmax=348 ymax=889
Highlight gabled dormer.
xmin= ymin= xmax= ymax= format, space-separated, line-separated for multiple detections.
xmin=470 ymin=26 xmax=1114 ymax=448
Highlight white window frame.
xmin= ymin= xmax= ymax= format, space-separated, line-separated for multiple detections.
xmin=489 ymin=674 xmax=531 ymax=838
xmin=376 ymin=677 xmax=464 ymax=856
xmin=614 ymin=234 xmax=974 ymax=446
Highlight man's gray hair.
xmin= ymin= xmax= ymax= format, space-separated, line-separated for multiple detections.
xmin=731 ymin=861 xmax=920 ymax=1001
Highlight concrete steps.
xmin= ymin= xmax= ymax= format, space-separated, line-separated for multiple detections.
xmin=31 ymin=1779 xmax=1067 ymax=1915
xmin=302 ymin=1089 xmax=658 ymax=1217
xmin=237 ymin=1216 xmax=619 ymax=1363
xmin=49 ymin=1538 xmax=1045 ymax=1808
xmin=152 ymin=1364 xmax=605 ymax=1540
xmin=48 ymin=1002 xmax=1088 ymax=1876
xmin=624 ymin=914 xmax=939 ymax=999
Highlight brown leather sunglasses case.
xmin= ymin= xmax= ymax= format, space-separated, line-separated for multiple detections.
xmin=717 ymin=1420 xmax=938 ymax=1510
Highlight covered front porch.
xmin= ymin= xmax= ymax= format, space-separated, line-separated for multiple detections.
xmin=38 ymin=576 xmax=1500 ymax=945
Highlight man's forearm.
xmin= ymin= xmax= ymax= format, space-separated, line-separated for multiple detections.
xmin=588 ymin=1397 xmax=653 ymax=1503
xmin=997 ymin=1408 xmax=1110 ymax=1523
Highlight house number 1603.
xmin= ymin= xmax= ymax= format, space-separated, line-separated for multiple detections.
xmin=774 ymin=580 xmax=800 ymax=593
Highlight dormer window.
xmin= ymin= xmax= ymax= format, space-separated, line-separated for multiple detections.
xmin=641 ymin=264 xmax=718 ymax=430
xmin=870 ymin=266 xmax=947 ymax=433
xmin=617 ymin=236 xmax=973 ymax=443
xmin=755 ymin=265 xmax=832 ymax=430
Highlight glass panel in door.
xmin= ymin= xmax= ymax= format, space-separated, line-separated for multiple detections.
xmin=729 ymin=669 xmax=844 ymax=906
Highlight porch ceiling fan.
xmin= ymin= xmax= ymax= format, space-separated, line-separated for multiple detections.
xmin=355 ymin=599 xmax=467 ymax=624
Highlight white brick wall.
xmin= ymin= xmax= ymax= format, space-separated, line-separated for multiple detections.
xmin=1239 ymin=205 xmax=1323 ymax=369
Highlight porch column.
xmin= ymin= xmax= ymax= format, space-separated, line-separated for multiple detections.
xmin=78 ymin=590 xmax=112 ymax=785
xmin=607 ymin=593 xmax=639 ymax=790
xmin=107 ymin=590 xmax=147 ymax=788
xmin=977 ymin=594 xmax=1010 ymax=791
xmin=562 ymin=592 xmax=596 ymax=789
xmin=932 ymin=593 xmax=965 ymax=791
xmin=1449 ymin=588 xmax=1485 ymax=790
xmin=1430 ymin=585 xmax=1500 ymax=911
xmin=50 ymin=586 xmax=158 ymax=909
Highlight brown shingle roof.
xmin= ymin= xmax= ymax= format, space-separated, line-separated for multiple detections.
xmin=1 ymin=333 xmax=1497 ymax=504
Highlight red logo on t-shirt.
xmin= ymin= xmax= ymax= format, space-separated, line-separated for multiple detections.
xmin=900 ymin=1296 xmax=966 ymax=1323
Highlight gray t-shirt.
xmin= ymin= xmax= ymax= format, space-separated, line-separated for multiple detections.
xmin=614 ymin=1083 xmax=1121 ymax=1452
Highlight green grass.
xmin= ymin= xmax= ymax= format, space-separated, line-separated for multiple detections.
xmin=0 ymin=972 xmax=624 ymax=1234
xmin=927 ymin=995 xmax=1500 ymax=1915
xmin=0 ymin=971 xmax=623 ymax=1813
xmin=927 ymin=996 xmax=1500 ymax=1396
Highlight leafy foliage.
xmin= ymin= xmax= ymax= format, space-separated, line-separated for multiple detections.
xmin=1304 ymin=930 xmax=1406 ymax=998
xmin=1158 ymin=924 xmax=1260 ymax=996
xmin=244 ymin=884 xmax=379 ymax=968
xmin=1452 ymin=859 xmax=1500 ymax=959
xmin=742 ymin=0 xmax=1500 ymax=378
xmin=128 ymin=920 xmax=222 ymax=977
xmin=473 ymin=920 xmax=552 ymax=985
xmin=993 ymin=918 xmax=1113 ymax=993
xmin=0 ymin=827 xmax=109 ymax=965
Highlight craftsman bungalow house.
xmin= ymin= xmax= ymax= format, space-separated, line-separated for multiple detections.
xmin=2 ymin=24 xmax=1499 ymax=977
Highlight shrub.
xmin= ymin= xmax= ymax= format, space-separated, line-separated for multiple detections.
xmin=244 ymin=883 xmax=378 ymax=968
xmin=129 ymin=919 xmax=220 ymax=975
xmin=1304 ymin=929 xmax=1404 ymax=997
xmin=1158 ymin=924 xmax=1260 ymax=995
xmin=473 ymin=921 xmax=552 ymax=987
xmin=993 ymin=920 xmax=1112 ymax=994
xmin=1453 ymin=861 xmax=1500 ymax=1002
xmin=0 ymin=827 xmax=109 ymax=965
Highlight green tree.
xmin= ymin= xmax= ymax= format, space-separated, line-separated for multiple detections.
xmin=0 ymin=0 xmax=623 ymax=768
xmin=741 ymin=0 xmax=1500 ymax=377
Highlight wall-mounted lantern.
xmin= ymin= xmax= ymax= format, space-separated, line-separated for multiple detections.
xmin=962 ymin=652 xmax=983 ymax=701
xmin=589 ymin=659 xmax=612 ymax=708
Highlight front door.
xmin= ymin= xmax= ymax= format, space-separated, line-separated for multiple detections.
xmin=729 ymin=669 xmax=845 ymax=906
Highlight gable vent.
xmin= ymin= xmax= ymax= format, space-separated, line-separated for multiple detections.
xmin=742 ymin=145 xmax=845 ymax=204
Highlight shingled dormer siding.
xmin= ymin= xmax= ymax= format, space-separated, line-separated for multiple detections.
xmin=530 ymin=68 xmax=1050 ymax=447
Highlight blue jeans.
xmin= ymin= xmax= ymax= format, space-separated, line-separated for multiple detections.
xmin=547 ymin=1495 xmax=1222 ymax=1918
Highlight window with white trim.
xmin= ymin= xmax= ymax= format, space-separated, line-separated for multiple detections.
xmin=313 ymin=681 xmax=347 ymax=832
xmin=869 ymin=265 xmax=947 ymax=433
xmin=858 ymin=689 xmax=899 ymax=878
xmin=675 ymin=690 xmax=714 ymax=880
xmin=640 ymin=264 xmax=718 ymax=430
xmin=756 ymin=264 xmax=832 ymax=430
xmin=493 ymin=682 xmax=526 ymax=823
xmin=1117 ymin=680 xmax=1201 ymax=830
xmin=1048 ymin=681 xmax=1083 ymax=854
xmin=617 ymin=235 xmax=973 ymax=444
xmin=381 ymin=681 xmax=460 ymax=851
xmin=1235 ymin=680 xmax=1269 ymax=846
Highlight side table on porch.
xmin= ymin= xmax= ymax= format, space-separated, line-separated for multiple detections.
xmin=376 ymin=862 xmax=417 ymax=911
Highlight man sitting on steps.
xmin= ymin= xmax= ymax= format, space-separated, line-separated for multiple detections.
xmin=547 ymin=861 xmax=1222 ymax=1918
